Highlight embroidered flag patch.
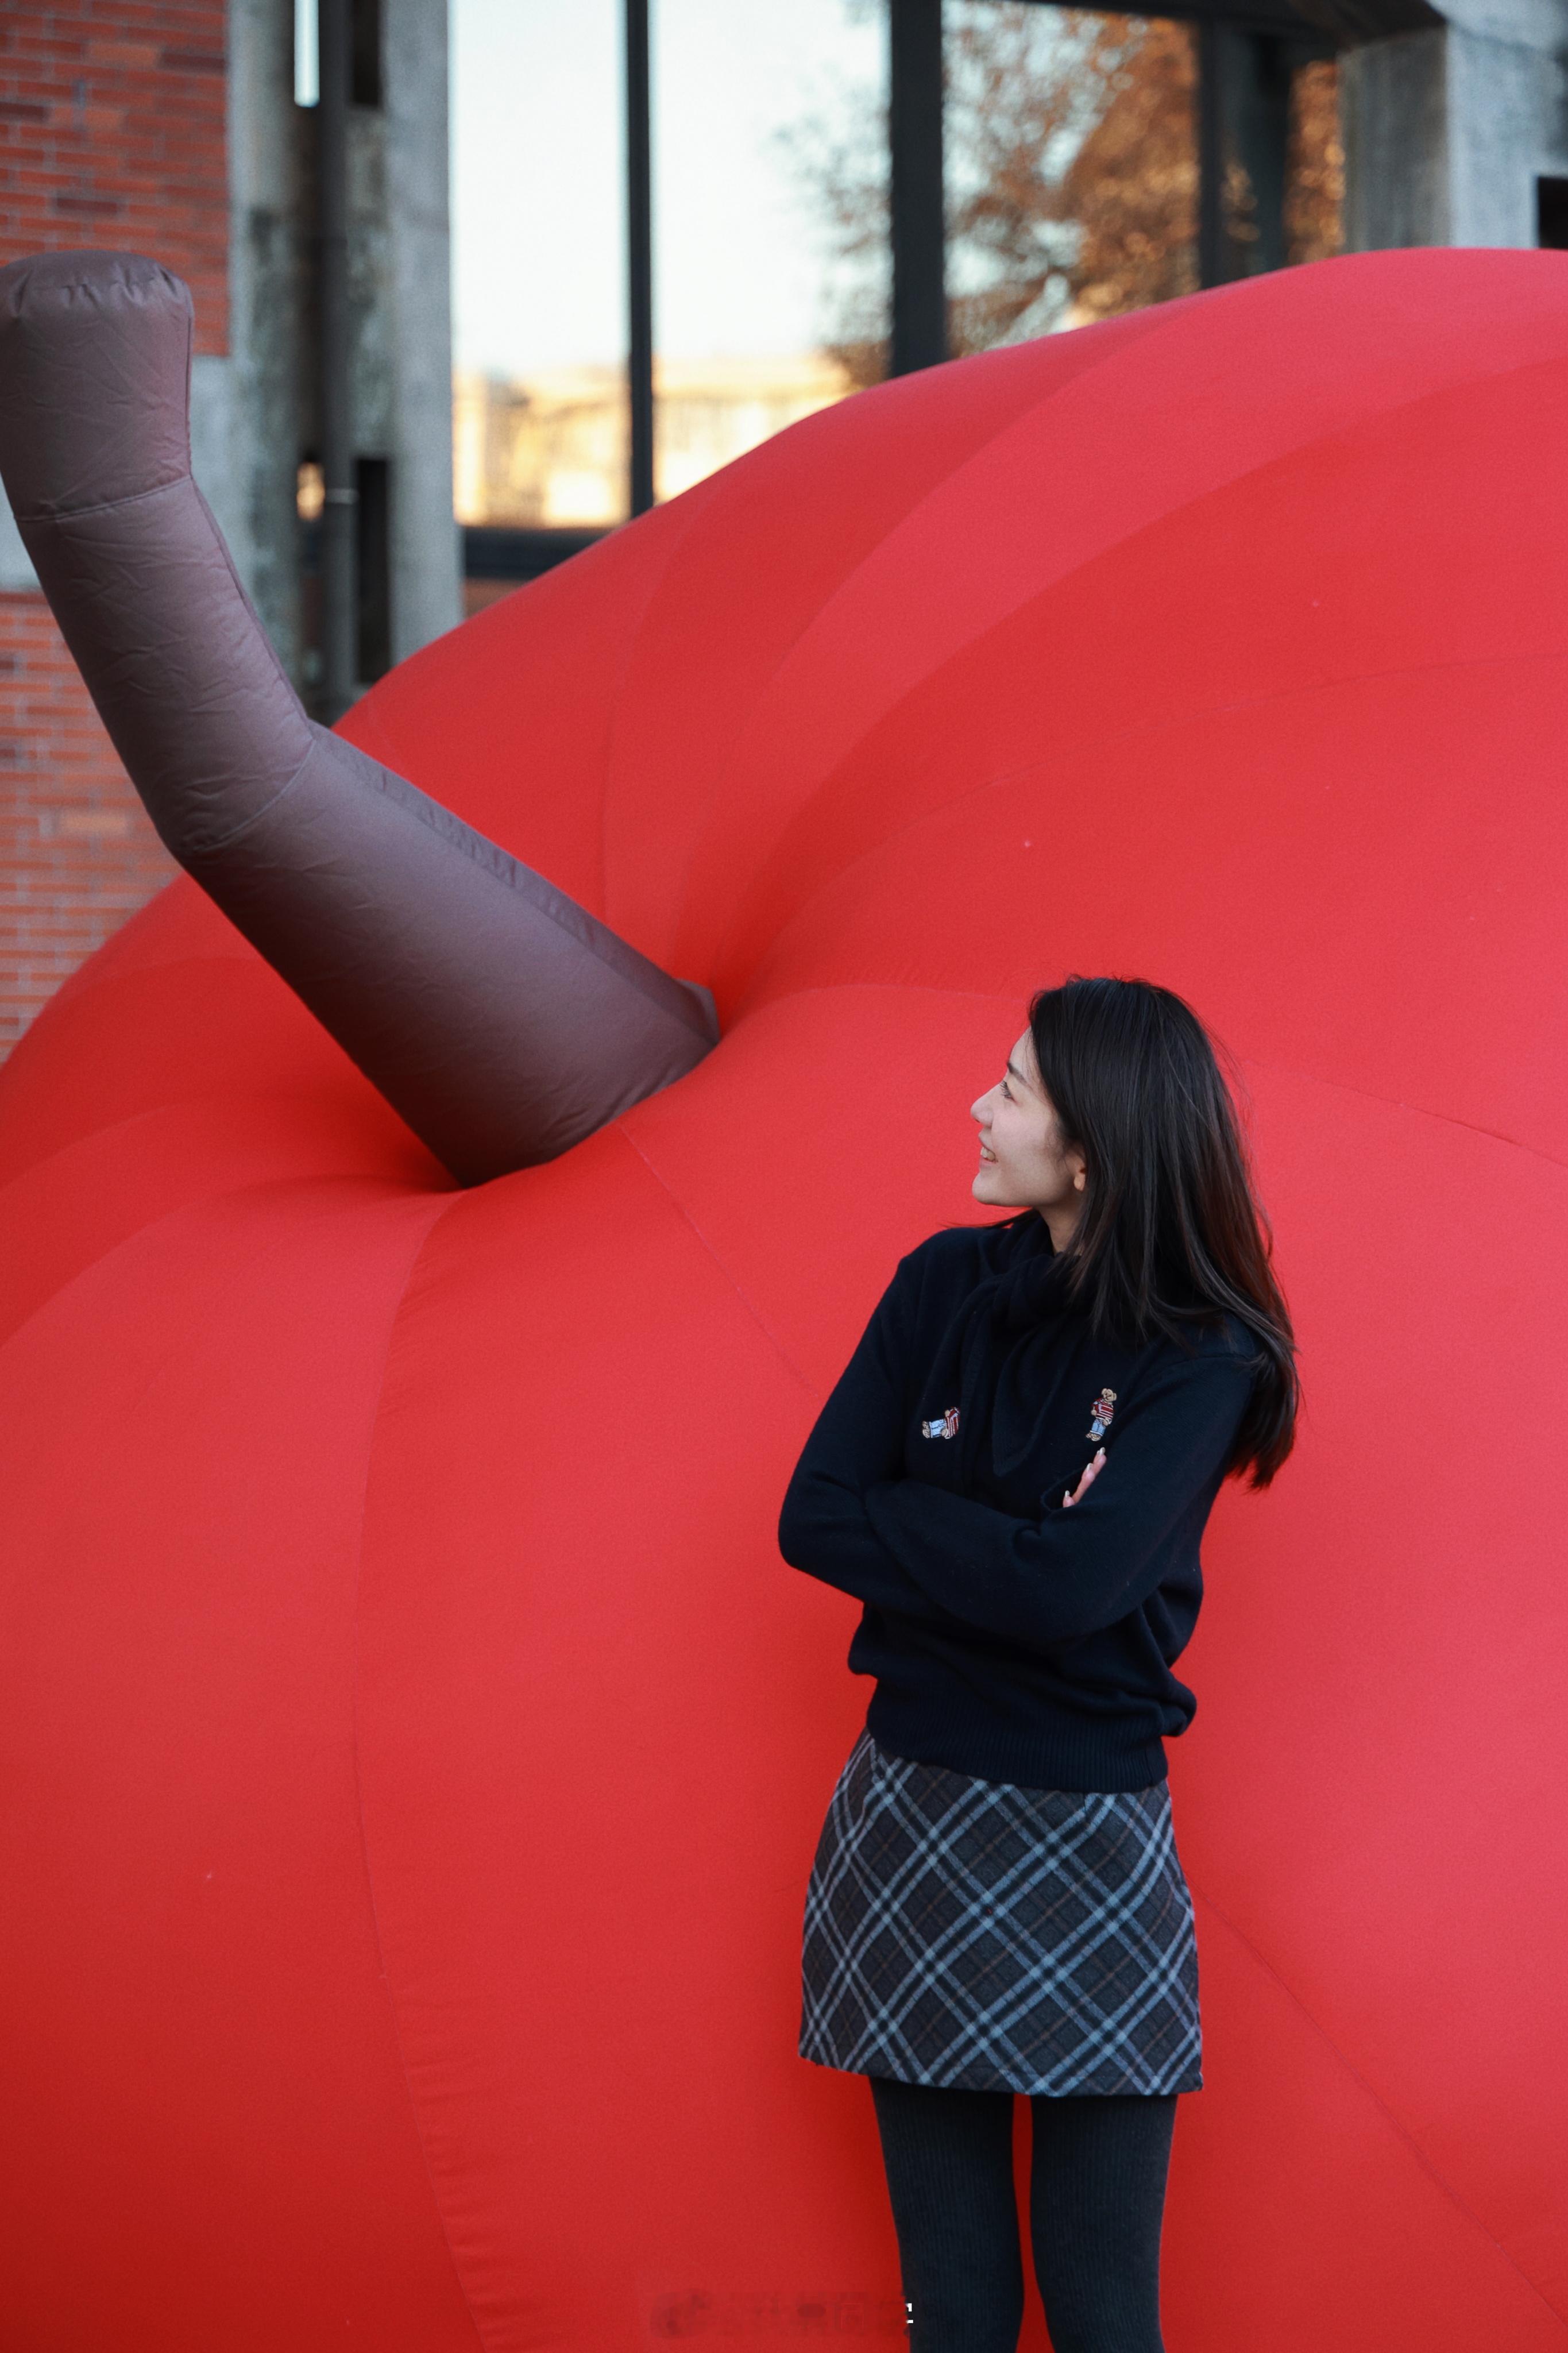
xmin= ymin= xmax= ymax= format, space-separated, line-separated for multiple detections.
xmin=1087 ymin=1388 xmax=1117 ymax=1440
xmin=921 ymin=1407 xmax=960 ymax=1440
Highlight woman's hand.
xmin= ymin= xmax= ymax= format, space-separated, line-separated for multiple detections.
xmin=1063 ymin=1446 xmax=1107 ymax=1508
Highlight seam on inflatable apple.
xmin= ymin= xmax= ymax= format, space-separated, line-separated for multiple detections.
xmin=1192 ymin=1885 xmax=1568 ymax=2328
xmin=1238 ymin=1057 xmax=1567 ymax=1174
xmin=725 ymin=638 xmax=1566 ymax=1020
xmin=713 ymin=984 xmax=1565 ymax=1187
xmin=0 ymin=951 xmax=260 ymax=1082
xmin=713 ymin=978 xmax=1032 ymax=1081
xmin=177 ymin=734 xmax=318 ymax=863
xmin=0 ymin=1170 xmax=435 ymax=1367
xmin=615 ymin=1122 xmax=821 ymax=1402
xmin=599 ymin=306 xmax=1172 ymax=814
xmin=739 ymin=979 xmax=1021 ymax=1004
xmin=724 ymin=629 xmax=1562 ymax=979
xmin=11 ymin=472 xmax=196 ymax=529
xmin=708 ymin=551 xmax=1564 ymax=1011
xmin=0 ymin=1135 xmax=441 ymax=1351
xmin=592 ymin=321 xmax=1174 ymax=962
xmin=600 ymin=474 xmax=729 ymax=916
xmin=673 ymin=347 xmax=1568 ymax=977
xmin=346 ymin=1191 xmax=492 ymax=2353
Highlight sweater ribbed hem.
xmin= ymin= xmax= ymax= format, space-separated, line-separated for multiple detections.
xmin=864 ymin=1688 xmax=1171 ymax=1795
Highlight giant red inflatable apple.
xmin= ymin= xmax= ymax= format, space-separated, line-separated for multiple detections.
xmin=1 ymin=248 xmax=1565 ymax=2351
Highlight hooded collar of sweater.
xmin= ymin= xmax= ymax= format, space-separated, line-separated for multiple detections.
xmin=945 ymin=1212 xmax=1095 ymax=1481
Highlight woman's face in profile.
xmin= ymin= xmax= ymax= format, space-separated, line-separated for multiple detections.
xmin=970 ymin=1029 xmax=1087 ymax=1222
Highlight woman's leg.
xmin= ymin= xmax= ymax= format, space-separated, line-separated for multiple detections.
xmin=868 ymin=2074 xmax=1026 ymax=2352
xmin=1026 ymin=2093 xmax=1178 ymax=2353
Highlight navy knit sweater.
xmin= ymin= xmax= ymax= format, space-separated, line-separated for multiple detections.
xmin=777 ymin=1211 xmax=1258 ymax=1793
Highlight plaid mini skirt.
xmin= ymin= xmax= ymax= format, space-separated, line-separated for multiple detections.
xmin=800 ymin=1729 xmax=1202 ymax=2096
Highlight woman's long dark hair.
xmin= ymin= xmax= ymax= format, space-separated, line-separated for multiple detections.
xmin=1002 ymin=975 xmax=1297 ymax=1487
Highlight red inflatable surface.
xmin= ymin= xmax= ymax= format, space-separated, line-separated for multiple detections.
xmin=1 ymin=248 xmax=1564 ymax=2350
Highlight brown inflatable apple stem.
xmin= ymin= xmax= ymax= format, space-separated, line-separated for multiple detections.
xmin=0 ymin=250 xmax=718 ymax=1185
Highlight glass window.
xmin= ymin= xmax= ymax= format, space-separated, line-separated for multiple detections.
xmin=449 ymin=0 xmax=1342 ymax=587
xmin=651 ymin=0 xmax=883 ymax=496
xmin=451 ymin=0 xmax=882 ymax=580
xmin=947 ymin=3 xmax=1198 ymax=344
xmin=780 ymin=2 xmax=1341 ymax=365
xmin=450 ymin=0 xmax=627 ymax=577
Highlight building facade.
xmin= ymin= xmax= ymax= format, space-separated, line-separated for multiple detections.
xmin=0 ymin=0 xmax=458 ymax=1056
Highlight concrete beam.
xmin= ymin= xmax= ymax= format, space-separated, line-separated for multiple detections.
xmin=227 ymin=0 xmax=306 ymax=684
xmin=383 ymin=0 xmax=461 ymax=663
xmin=1341 ymin=27 xmax=1451 ymax=244
xmin=1342 ymin=1 xmax=1568 ymax=249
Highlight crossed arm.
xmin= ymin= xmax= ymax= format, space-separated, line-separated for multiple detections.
xmin=777 ymin=1263 xmax=1252 ymax=1650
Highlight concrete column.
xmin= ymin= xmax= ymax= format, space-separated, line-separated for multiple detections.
xmin=227 ymin=0 xmax=306 ymax=682
xmin=228 ymin=0 xmax=457 ymax=695
xmin=1446 ymin=13 xmax=1568 ymax=242
xmin=1343 ymin=0 xmax=1568 ymax=250
xmin=1342 ymin=28 xmax=1450 ymax=245
xmin=382 ymin=0 xmax=462 ymax=662
xmin=889 ymin=0 xmax=947 ymax=375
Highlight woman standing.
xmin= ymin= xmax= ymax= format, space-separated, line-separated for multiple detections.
xmin=777 ymin=976 xmax=1297 ymax=2353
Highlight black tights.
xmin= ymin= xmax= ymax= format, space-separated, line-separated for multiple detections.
xmin=870 ymin=2076 xmax=1177 ymax=2353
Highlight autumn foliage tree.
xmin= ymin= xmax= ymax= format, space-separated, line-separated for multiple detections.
xmin=785 ymin=0 xmax=1342 ymax=379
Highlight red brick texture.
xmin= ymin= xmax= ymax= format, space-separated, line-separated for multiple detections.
xmin=1 ymin=4 xmax=226 ymax=1054
xmin=0 ymin=591 xmax=175 ymax=1054
xmin=1 ymin=2 xmax=229 ymax=353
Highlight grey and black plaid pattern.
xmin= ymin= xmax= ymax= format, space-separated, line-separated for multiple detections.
xmin=800 ymin=1731 xmax=1201 ymax=2096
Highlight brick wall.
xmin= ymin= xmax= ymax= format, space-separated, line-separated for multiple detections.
xmin=0 ymin=593 xmax=176 ymax=1052
xmin=1 ymin=3 xmax=229 ymax=1056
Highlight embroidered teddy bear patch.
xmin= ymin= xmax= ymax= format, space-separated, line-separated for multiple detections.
xmin=1086 ymin=1388 xmax=1117 ymax=1440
